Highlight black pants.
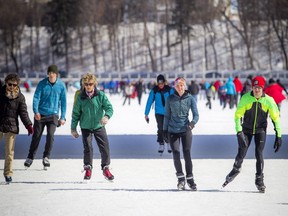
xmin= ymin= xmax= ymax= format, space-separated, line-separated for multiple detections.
xmin=155 ymin=114 xmax=164 ymax=144
xmin=233 ymin=131 xmax=266 ymax=176
xmin=170 ymin=130 xmax=193 ymax=177
xmin=27 ymin=115 xmax=58 ymax=159
xmin=81 ymin=127 xmax=110 ymax=170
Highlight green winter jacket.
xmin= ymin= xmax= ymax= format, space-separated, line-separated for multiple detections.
xmin=235 ymin=91 xmax=281 ymax=137
xmin=71 ymin=88 xmax=113 ymax=131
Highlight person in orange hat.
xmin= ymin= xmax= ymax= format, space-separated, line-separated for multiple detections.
xmin=222 ymin=76 xmax=282 ymax=193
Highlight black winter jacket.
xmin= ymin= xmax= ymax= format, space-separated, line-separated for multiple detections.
xmin=0 ymin=85 xmax=32 ymax=134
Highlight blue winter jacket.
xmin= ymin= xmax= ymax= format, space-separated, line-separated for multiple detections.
xmin=225 ymin=77 xmax=236 ymax=95
xmin=33 ymin=77 xmax=67 ymax=120
xmin=163 ymin=91 xmax=199 ymax=133
xmin=144 ymin=85 xmax=174 ymax=116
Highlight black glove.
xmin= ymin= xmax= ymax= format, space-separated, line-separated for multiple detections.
xmin=274 ymin=137 xmax=282 ymax=153
xmin=163 ymin=130 xmax=169 ymax=143
xmin=188 ymin=122 xmax=195 ymax=130
xmin=237 ymin=131 xmax=248 ymax=148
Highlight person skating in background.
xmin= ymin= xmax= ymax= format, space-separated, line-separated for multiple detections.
xmin=24 ymin=65 xmax=67 ymax=170
xmin=265 ymin=78 xmax=286 ymax=111
xmin=241 ymin=75 xmax=253 ymax=96
xmin=222 ymin=76 xmax=282 ymax=193
xmin=135 ymin=79 xmax=145 ymax=105
xmin=205 ymin=82 xmax=215 ymax=110
xmin=188 ymin=80 xmax=199 ymax=103
xmin=122 ymin=82 xmax=134 ymax=105
xmin=223 ymin=77 xmax=236 ymax=109
xmin=71 ymin=73 xmax=114 ymax=181
xmin=163 ymin=77 xmax=199 ymax=190
xmin=144 ymin=74 xmax=174 ymax=154
xmin=0 ymin=74 xmax=34 ymax=183
xmin=276 ymin=79 xmax=288 ymax=96
xmin=233 ymin=76 xmax=243 ymax=106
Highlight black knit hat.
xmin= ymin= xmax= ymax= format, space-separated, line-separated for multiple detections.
xmin=47 ymin=64 xmax=59 ymax=74
xmin=157 ymin=74 xmax=165 ymax=84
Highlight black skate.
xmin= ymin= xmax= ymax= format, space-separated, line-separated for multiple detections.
xmin=222 ymin=168 xmax=240 ymax=188
xmin=187 ymin=176 xmax=197 ymax=191
xmin=24 ymin=158 xmax=33 ymax=169
xmin=103 ymin=166 xmax=114 ymax=181
xmin=158 ymin=143 xmax=165 ymax=155
xmin=167 ymin=144 xmax=172 ymax=153
xmin=255 ymin=174 xmax=266 ymax=193
xmin=5 ymin=176 xmax=12 ymax=184
xmin=42 ymin=157 xmax=50 ymax=170
xmin=177 ymin=175 xmax=186 ymax=190
xmin=83 ymin=165 xmax=92 ymax=182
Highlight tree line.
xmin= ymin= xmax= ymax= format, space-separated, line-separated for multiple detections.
xmin=0 ymin=0 xmax=287 ymax=75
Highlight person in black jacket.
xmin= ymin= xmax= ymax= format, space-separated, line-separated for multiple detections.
xmin=0 ymin=73 xmax=34 ymax=183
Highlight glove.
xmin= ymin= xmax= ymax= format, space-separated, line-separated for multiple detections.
xmin=100 ymin=116 xmax=109 ymax=126
xmin=145 ymin=116 xmax=149 ymax=124
xmin=163 ymin=130 xmax=169 ymax=143
xmin=274 ymin=137 xmax=282 ymax=153
xmin=27 ymin=125 xmax=34 ymax=136
xmin=188 ymin=122 xmax=195 ymax=130
xmin=71 ymin=129 xmax=79 ymax=138
xmin=237 ymin=131 xmax=248 ymax=148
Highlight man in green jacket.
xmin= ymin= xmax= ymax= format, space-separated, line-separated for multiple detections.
xmin=71 ymin=73 xmax=114 ymax=181
xmin=222 ymin=76 xmax=282 ymax=193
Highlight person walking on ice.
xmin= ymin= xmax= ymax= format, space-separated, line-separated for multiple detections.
xmin=222 ymin=76 xmax=282 ymax=193
xmin=71 ymin=73 xmax=114 ymax=181
xmin=163 ymin=77 xmax=199 ymax=190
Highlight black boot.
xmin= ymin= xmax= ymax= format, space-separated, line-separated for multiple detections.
xmin=255 ymin=174 xmax=266 ymax=193
xmin=222 ymin=167 xmax=240 ymax=188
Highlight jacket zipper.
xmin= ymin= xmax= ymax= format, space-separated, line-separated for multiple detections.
xmin=252 ymin=100 xmax=259 ymax=134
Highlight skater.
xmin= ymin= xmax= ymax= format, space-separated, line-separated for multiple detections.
xmin=0 ymin=74 xmax=34 ymax=183
xmin=222 ymin=76 xmax=282 ymax=193
xmin=265 ymin=78 xmax=286 ymax=111
xmin=163 ymin=77 xmax=199 ymax=190
xmin=144 ymin=74 xmax=174 ymax=154
xmin=24 ymin=65 xmax=67 ymax=169
xmin=71 ymin=73 xmax=114 ymax=181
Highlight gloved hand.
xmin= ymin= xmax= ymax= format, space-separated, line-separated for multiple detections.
xmin=237 ymin=131 xmax=248 ymax=148
xmin=145 ymin=115 xmax=149 ymax=124
xmin=100 ymin=116 xmax=109 ymax=126
xmin=71 ymin=129 xmax=79 ymax=138
xmin=274 ymin=137 xmax=282 ymax=153
xmin=188 ymin=122 xmax=195 ymax=130
xmin=27 ymin=125 xmax=34 ymax=136
xmin=163 ymin=130 xmax=169 ymax=143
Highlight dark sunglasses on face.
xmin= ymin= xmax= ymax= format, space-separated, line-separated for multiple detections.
xmin=84 ymin=83 xmax=94 ymax=86
xmin=8 ymin=83 xmax=18 ymax=87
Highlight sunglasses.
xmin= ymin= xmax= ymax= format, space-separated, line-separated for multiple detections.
xmin=84 ymin=83 xmax=94 ymax=86
xmin=8 ymin=83 xmax=18 ymax=87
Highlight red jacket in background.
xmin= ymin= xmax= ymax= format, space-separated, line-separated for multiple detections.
xmin=265 ymin=83 xmax=286 ymax=104
xmin=233 ymin=77 xmax=243 ymax=93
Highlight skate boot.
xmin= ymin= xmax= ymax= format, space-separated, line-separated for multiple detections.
xmin=167 ymin=144 xmax=172 ymax=153
xmin=42 ymin=157 xmax=50 ymax=170
xmin=103 ymin=166 xmax=114 ymax=181
xmin=255 ymin=174 xmax=266 ymax=193
xmin=187 ymin=176 xmax=197 ymax=191
xmin=177 ymin=175 xmax=186 ymax=190
xmin=222 ymin=167 xmax=240 ymax=188
xmin=5 ymin=176 xmax=12 ymax=184
xmin=158 ymin=143 xmax=165 ymax=155
xmin=83 ymin=165 xmax=92 ymax=181
xmin=24 ymin=158 xmax=33 ymax=169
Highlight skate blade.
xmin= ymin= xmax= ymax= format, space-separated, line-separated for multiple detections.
xmin=222 ymin=181 xmax=229 ymax=188
xmin=257 ymin=186 xmax=266 ymax=193
xmin=43 ymin=166 xmax=48 ymax=171
xmin=83 ymin=179 xmax=90 ymax=184
xmin=104 ymin=177 xmax=114 ymax=183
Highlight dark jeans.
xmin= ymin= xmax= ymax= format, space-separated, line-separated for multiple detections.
xmin=27 ymin=115 xmax=58 ymax=159
xmin=233 ymin=131 xmax=266 ymax=176
xmin=170 ymin=130 xmax=193 ymax=177
xmin=81 ymin=127 xmax=110 ymax=170
xmin=155 ymin=114 xmax=164 ymax=144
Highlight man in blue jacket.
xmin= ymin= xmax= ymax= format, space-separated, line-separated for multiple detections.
xmin=24 ymin=65 xmax=67 ymax=169
xmin=144 ymin=74 xmax=174 ymax=154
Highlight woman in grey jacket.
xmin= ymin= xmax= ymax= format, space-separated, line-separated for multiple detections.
xmin=163 ymin=77 xmax=199 ymax=190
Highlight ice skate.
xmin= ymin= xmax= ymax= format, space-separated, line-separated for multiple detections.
xmin=42 ymin=157 xmax=50 ymax=170
xmin=158 ymin=143 xmax=165 ymax=155
xmin=24 ymin=158 xmax=33 ymax=169
xmin=167 ymin=143 xmax=172 ymax=153
xmin=103 ymin=166 xmax=114 ymax=181
xmin=187 ymin=176 xmax=197 ymax=191
xmin=255 ymin=174 xmax=266 ymax=193
xmin=222 ymin=168 xmax=240 ymax=188
xmin=83 ymin=165 xmax=92 ymax=182
xmin=177 ymin=176 xmax=186 ymax=190
xmin=4 ymin=176 xmax=12 ymax=184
